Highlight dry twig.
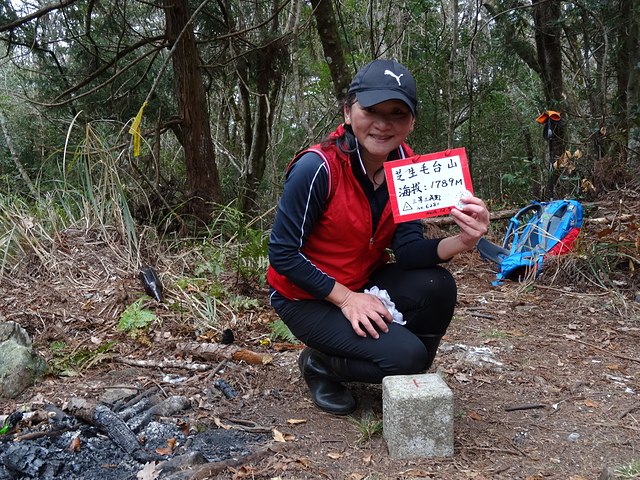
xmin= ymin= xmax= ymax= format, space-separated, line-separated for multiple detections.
xmin=114 ymin=357 xmax=211 ymax=371
xmin=548 ymin=333 xmax=640 ymax=364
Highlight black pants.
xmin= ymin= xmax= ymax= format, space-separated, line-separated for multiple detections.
xmin=270 ymin=264 xmax=456 ymax=383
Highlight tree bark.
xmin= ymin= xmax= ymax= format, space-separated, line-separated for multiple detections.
xmin=614 ymin=0 xmax=640 ymax=164
xmin=234 ymin=36 xmax=288 ymax=215
xmin=532 ymin=0 xmax=566 ymax=199
xmin=446 ymin=0 xmax=459 ymax=149
xmin=627 ymin=1 xmax=640 ymax=163
xmin=0 ymin=111 xmax=38 ymax=198
xmin=310 ymin=0 xmax=352 ymax=102
xmin=164 ymin=0 xmax=221 ymax=225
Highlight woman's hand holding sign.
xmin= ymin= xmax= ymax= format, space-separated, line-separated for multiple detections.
xmin=436 ymin=195 xmax=490 ymax=260
xmin=452 ymin=195 xmax=490 ymax=247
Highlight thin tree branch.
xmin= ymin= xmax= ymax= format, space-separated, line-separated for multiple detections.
xmin=0 ymin=0 xmax=80 ymax=33
xmin=19 ymin=45 xmax=164 ymax=108
xmin=53 ymin=36 xmax=165 ymax=102
xmin=0 ymin=110 xmax=39 ymax=198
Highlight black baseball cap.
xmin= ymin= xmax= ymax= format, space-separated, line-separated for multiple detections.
xmin=348 ymin=59 xmax=417 ymax=115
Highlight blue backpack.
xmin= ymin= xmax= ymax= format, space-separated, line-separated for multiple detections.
xmin=477 ymin=200 xmax=584 ymax=283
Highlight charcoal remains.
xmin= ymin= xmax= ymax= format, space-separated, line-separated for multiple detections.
xmin=0 ymin=390 xmax=270 ymax=480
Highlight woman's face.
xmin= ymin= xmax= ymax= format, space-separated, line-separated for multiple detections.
xmin=344 ymin=100 xmax=415 ymax=163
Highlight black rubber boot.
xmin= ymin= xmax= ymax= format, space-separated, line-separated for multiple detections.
xmin=298 ymin=348 xmax=356 ymax=415
xmin=416 ymin=334 xmax=444 ymax=370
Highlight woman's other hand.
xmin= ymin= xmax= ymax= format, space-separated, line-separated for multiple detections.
xmin=327 ymin=285 xmax=391 ymax=339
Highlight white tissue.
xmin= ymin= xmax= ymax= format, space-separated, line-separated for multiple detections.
xmin=364 ymin=286 xmax=405 ymax=325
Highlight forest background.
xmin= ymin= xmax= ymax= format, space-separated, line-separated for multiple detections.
xmin=0 ymin=0 xmax=638 ymax=368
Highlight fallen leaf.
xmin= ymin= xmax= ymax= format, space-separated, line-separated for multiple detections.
xmin=474 ymin=375 xmax=493 ymax=384
xmin=136 ymin=462 xmax=160 ymax=480
xmin=273 ymin=428 xmax=286 ymax=442
xmin=214 ymin=417 xmax=232 ymax=430
xmin=68 ymin=436 xmax=81 ymax=452
xmin=327 ymin=452 xmax=342 ymax=459
xmin=272 ymin=342 xmax=305 ymax=352
xmin=286 ymin=418 xmax=307 ymax=425
xmin=295 ymin=457 xmax=312 ymax=468
xmin=362 ymin=453 xmax=372 ymax=464
xmin=232 ymin=349 xmax=273 ymax=365
xmin=228 ymin=465 xmax=258 ymax=479
xmin=467 ymin=410 xmax=482 ymax=421
xmin=606 ymin=364 xmax=621 ymax=370
xmin=398 ymin=468 xmax=436 ymax=478
xmin=584 ymin=399 xmax=600 ymax=408
xmin=346 ymin=473 xmax=365 ymax=480
xmin=505 ymin=329 xmax=525 ymax=336
xmin=176 ymin=419 xmax=190 ymax=436
xmin=581 ymin=178 xmax=596 ymax=193
xmin=155 ymin=437 xmax=176 ymax=455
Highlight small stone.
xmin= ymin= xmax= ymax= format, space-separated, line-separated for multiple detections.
xmin=0 ymin=322 xmax=47 ymax=399
xmin=599 ymin=466 xmax=617 ymax=480
xmin=567 ymin=432 xmax=580 ymax=442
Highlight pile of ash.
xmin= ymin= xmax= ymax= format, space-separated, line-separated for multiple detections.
xmin=0 ymin=388 xmax=270 ymax=480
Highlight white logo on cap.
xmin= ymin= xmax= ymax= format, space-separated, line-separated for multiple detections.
xmin=384 ymin=70 xmax=403 ymax=86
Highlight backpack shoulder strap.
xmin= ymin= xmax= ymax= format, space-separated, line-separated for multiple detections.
xmin=502 ymin=202 xmax=544 ymax=249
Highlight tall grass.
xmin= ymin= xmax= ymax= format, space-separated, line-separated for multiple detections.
xmin=0 ymin=116 xmax=271 ymax=334
xmin=0 ymin=117 xmax=145 ymax=279
xmin=64 ymin=118 xmax=143 ymax=265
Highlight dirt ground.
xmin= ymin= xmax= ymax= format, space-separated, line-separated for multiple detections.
xmin=1 ymin=197 xmax=639 ymax=480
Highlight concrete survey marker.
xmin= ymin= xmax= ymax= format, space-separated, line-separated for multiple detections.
xmin=382 ymin=373 xmax=454 ymax=458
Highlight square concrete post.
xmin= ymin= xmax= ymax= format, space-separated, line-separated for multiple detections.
xmin=382 ymin=373 xmax=454 ymax=458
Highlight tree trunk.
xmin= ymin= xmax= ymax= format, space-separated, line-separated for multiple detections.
xmin=614 ymin=0 xmax=640 ymax=165
xmin=164 ymin=0 xmax=221 ymax=225
xmin=446 ymin=0 xmax=459 ymax=149
xmin=310 ymin=0 xmax=352 ymax=102
xmin=234 ymin=33 xmax=288 ymax=215
xmin=0 ymin=111 xmax=38 ymax=199
xmin=627 ymin=2 xmax=640 ymax=165
xmin=532 ymin=0 xmax=565 ymax=199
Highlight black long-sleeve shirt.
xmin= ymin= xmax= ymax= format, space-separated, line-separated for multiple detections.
xmin=268 ymin=151 xmax=446 ymax=299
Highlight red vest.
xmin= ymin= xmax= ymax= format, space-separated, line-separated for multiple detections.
xmin=267 ymin=127 xmax=414 ymax=300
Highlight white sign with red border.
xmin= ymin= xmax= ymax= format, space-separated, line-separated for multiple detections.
xmin=383 ymin=147 xmax=474 ymax=223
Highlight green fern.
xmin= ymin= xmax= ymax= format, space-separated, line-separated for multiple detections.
xmin=118 ymin=298 xmax=157 ymax=333
xmin=268 ymin=318 xmax=299 ymax=343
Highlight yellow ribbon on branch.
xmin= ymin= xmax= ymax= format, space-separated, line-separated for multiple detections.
xmin=129 ymin=101 xmax=148 ymax=157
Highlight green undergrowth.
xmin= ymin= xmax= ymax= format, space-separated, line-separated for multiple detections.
xmin=49 ymin=340 xmax=116 ymax=376
xmin=349 ymin=413 xmax=384 ymax=445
